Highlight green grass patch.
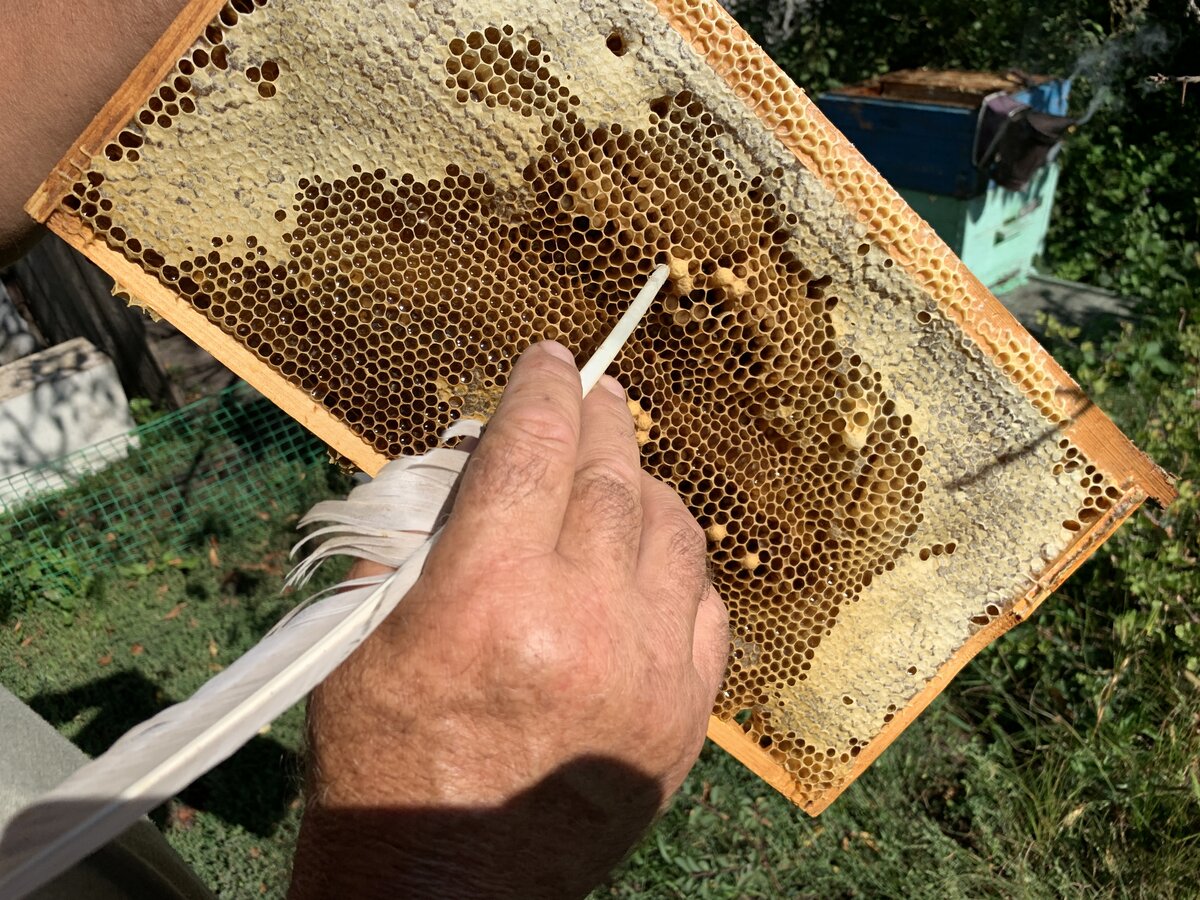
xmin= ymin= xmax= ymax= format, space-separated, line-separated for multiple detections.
xmin=1 ymin=455 xmax=350 ymax=897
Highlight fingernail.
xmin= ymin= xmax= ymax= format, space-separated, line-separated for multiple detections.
xmin=598 ymin=374 xmax=625 ymax=398
xmin=539 ymin=341 xmax=575 ymax=365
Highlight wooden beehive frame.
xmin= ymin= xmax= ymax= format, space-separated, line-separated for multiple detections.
xmin=27 ymin=0 xmax=1173 ymax=813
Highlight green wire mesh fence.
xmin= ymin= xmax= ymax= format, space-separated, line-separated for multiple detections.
xmin=0 ymin=383 xmax=342 ymax=611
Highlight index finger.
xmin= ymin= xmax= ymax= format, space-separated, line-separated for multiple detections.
xmin=442 ymin=341 xmax=583 ymax=553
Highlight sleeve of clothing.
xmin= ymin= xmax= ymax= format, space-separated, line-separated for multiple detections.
xmin=0 ymin=684 xmax=215 ymax=900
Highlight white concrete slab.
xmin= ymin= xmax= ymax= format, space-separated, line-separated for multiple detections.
xmin=0 ymin=338 xmax=136 ymax=509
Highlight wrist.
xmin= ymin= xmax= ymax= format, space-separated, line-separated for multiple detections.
xmin=289 ymin=755 xmax=663 ymax=900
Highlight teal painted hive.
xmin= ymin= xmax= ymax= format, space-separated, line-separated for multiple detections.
xmin=899 ymin=162 xmax=1060 ymax=295
xmin=818 ymin=70 xmax=1071 ymax=294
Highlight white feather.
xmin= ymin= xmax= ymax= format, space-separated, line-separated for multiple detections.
xmin=0 ymin=266 xmax=666 ymax=898
xmin=286 ymin=441 xmax=480 ymax=587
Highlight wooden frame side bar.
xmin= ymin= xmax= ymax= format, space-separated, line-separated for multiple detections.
xmin=653 ymin=0 xmax=1174 ymax=509
xmin=705 ymin=485 xmax=1149 ymax=814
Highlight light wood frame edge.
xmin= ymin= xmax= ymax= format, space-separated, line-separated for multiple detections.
xmin=652 ymin=1 xmax=1172 ymax=505
xmin=25 ymin=0 xmax=230 ymax=224
xmin=706 ymin=484 xmax=1147 ymax=814
xmin=660 ymin=0 xmax=1175 ymax=812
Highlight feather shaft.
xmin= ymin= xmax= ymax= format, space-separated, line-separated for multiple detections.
xmin=579 ymin=265 xmax=668 ymax=392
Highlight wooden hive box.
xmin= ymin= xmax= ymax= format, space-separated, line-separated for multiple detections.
xmin=26 ymin=0 xmax=1173 ymax=814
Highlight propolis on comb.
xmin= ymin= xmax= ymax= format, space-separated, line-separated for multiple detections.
xmin=27 ymin=0 xmax=1173 ymax=813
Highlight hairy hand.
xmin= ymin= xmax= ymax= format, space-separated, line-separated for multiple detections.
xmin=289 ymin=341 xmax=729 ymax=899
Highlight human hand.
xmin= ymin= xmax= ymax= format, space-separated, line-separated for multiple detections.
xmin=288 ymin=340 xmax=729 ymax=899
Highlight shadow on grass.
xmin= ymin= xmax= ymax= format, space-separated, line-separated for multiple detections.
xmin=1 ymin=755 xmax=661 ymax=899
xmin=1003 ymin=277 xmax=1139 ymax=346
xmin=26 ymin=670 xmax=301 ymax=837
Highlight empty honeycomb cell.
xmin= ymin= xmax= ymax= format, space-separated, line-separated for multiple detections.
xmin=37 ymin=0 xmax=1169 ymax=816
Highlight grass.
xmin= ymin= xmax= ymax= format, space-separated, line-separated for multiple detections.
xmin=0 ymin=384 xmax=330 ymax=622
xmin=2 ymin=445 xmax=1196 ymax=898
xmin=1 ymin=473 xmax=346 ymax=896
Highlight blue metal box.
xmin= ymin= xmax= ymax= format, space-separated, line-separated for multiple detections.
xmin=817 ymin=70 xmax=1070 ymax=198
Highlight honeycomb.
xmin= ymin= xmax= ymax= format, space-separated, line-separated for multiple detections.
xmin=29 ymin=0 xmax=1172 ymax=813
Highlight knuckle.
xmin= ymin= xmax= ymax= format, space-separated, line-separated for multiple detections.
xmin=572 ymin=468 xmax=640 ymax=527
xmin=494 ymin=619 xmax=612 ymax=696
xmin=592 ymin=391 xmax=636 ymax=435
xmin=707 ymin=587 xmax=731 ymax=637
xmin=503 ymin=623 xmax=575 ymax=675
xmin=703 ymin=592 xmax=732 ymax=660
xmin=500 ymin=400 xmax=579 ymax=454
xmin=666 ymin=513 xmax=709 ymax=576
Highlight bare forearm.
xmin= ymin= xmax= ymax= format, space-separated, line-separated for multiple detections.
xmin=0 ymin=0 xmax=188 ymax=262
